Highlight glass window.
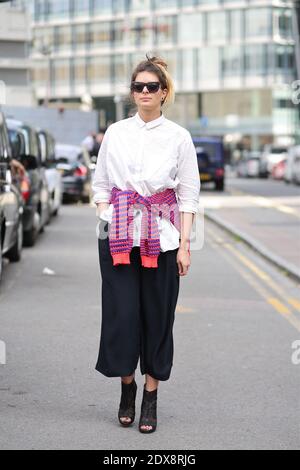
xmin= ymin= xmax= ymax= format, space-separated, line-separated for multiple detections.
xmin=178 ymin=13 xmax=203 ymax=44
xmin=55 ymin=25 xmax=72 ymax=52
xmin=123 ymin=18 xmax=140 ymax=46
xmin=244 ymin=44 xmax=267 ymax=76
xmin=153 ymin=0 xmax=178 ymax=8
xmin=34 ymin=0 xmax=47 ymax=22
xmin=198 ymin=47 xmax=220 ymax=81
xmin=48 ymin=0 xmax=70 ymax=20
xmin=245 ymin=8 xmax=272 ymax=38
xmin=112 ymin=20 xmax=125 ymax=47
xmin=197 ymin=0 xmax=219 ymax=5
xmin=53 ymin=58 xmax=70 ymax=84
xmin=137 ymin=17 xmax=154 ymax=46
xmin=273 ymin=8 xmax=293 ymax=40
xmin=112 ymin=0 xmax=126 ymax=14
xmin=274 ymin=45 xmax=294 ymax=73
xmin=93 ymin=0 xmax=112 ymax=15
xmin=74 ymin=24 xmax=87 ymax=50
xmin=89 ymin=22 xmax=111 ymax=48
xmin=87 ymin=56 xmax=111 ymax=84
xmin=207 ymin=11 xmax=227 ymax=43
xmin=33 ymin=60 xmax=48 ymax=84
xmin=182 ymin=49 xmax=195 ymax=89
xmin=154 ymin=16 xmax=175 ymax=45
xmin=73 ymin=57 xmax=86 ymax=83
xmin=130 ymin=0 xmax=151 ymax=12
xmin=113 ymin=54 xmax=127 ymax=87
xmin=73 ymin=0 xmax=90 ymax=16
xmin=230 ymin=9 xmax=243 ymax=41
xmin=221 ymin=45 xmax=242 ymax=77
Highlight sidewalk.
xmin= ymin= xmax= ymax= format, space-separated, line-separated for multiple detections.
xmin=203 ymin=191 xmax=300 ymax=282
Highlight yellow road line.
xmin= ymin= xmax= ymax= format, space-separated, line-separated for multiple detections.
xmin=268 ymin=297 xmax=291 ymax=315
xmin=229 ymin=188 xmax=300 ymax=219
xmin=225 ymin=243 xmax=300 ymax=313
xmin=205 ymin=226 xmax=300 ymax=332
xmin=277 ymin=205 xmax=298 ymax=215
xmin=288 ymin=298 xmax=300 ymax=312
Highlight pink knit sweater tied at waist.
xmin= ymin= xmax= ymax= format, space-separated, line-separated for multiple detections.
xmin=108 ymin=186 xmax=181 ymax=268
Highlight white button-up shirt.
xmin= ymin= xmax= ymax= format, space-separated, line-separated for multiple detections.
xmin=92 ymin=111 xmax=200 ymax=251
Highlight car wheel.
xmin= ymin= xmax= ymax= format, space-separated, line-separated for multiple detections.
xmin=81 ymin=194 xmax=90 ymax=204
xmin=23 ymin=227 xmax=36 ymax=247
xmin=23 ymin=211 xmax=39 ymax=247
xmin=6 ymin=220 xmax=23 ymax=262
xmin=215 ymin=179 xmax=225 ymax=191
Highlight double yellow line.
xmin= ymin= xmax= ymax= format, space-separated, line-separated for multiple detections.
xmin=229 ymin=189 xmax=300 ymax=219
xmin=206 ymin=225 xmax=300 ymax=332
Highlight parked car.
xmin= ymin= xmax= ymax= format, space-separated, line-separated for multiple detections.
xmin=291 ymin=153 xmax=300 ymax=184
xmin=192 ymin=136 xmax=225 ymax=191
xmin=284 ymin=146 xmax=300 ymax=184
xmin=55 ymin=143 xmax=92 ymax=203
xmin=259 ymin=144 xmax=288 ymax=178
xmin=6 ymin=117 xmax=51 ymax=246
xmin=271 ymin=158 xmax=287 ymax=180
xmin=0 ymin=111 xmax=24 ymax=281
xmin=237 ymin=151 xmax=261 ymax=178
xmin=38 ymin=129 xmax=62 ymax=217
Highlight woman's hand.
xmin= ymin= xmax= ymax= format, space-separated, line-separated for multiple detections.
xmin=96 ymin=202 xmax=110 ymax=218
xmin=177 ymin=247 xmax=191 ymax=276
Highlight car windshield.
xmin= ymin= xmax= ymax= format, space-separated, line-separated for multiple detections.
xmin=270 ymin=147 xmax=287 ymax=154
xmin=194 ymin=142 xmax=221 ymax=163
xmin=55 ymin=146 xmax=81 ymax=163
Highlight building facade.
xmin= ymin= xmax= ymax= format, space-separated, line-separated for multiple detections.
xmin=0 ymin=0 xmax=34 ymax=106
xmin=31 ymin=0 xmax=299 ymax=148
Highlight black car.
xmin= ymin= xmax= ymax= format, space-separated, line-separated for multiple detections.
xmin=192 ymin=136 xmax=225 ymax=191
xmin=6 ymin=117 xmax=51 ymax=246
xmin=55 ymin=143 xmax=92 ymax=203
xmin=0 ymin=111 xmax=24 ymax=281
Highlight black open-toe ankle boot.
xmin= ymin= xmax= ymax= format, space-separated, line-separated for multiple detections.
xmin=139 ymin=385 xmax=158 ymax=433
xmin=118 ymin=378 xmax=137 ymax=427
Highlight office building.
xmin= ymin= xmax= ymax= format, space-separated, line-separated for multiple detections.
xmin=0 ymin=0 xmax=34 ymax=106
xmin=30 ymin=0 xmax=299 ymax=147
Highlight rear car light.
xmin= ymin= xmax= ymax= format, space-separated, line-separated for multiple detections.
xmin=74 ymin=165 xmax=87 ymax=177
xmin=20 ymin=175 xmax=30 ymax=203
xmin=215 ymin=168 xmax=224 ymax=177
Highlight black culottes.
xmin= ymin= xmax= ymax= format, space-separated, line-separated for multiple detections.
xmin=95 ymin=221 xmax=180 ymax=381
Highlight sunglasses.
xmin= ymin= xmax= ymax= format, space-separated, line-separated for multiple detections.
xmin=131 ymin=81 xmax=161 ymax=93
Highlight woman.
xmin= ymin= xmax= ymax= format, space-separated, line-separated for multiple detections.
xmin=92 ymin=54 xmax=200 ymax=434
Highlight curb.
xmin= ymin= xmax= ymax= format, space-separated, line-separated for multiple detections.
xmin=205 ymin=210 xmax=300 ymax=284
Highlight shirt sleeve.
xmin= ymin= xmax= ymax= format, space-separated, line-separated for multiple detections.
xmin=91 ymin=126 xmax=112 ymax=205
xmin=176 ymin=131 xmax=201 ymax=214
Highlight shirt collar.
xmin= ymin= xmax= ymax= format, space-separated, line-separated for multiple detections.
xmin=134 ymin=111 xmax=165 ymax=130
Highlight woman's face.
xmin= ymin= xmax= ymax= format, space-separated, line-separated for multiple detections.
xmin=132 ymin=71 xmax=168 ymax=113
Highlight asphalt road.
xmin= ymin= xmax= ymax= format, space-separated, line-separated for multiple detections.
xmin=0 ymin=191 xmax=299 ymax=450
